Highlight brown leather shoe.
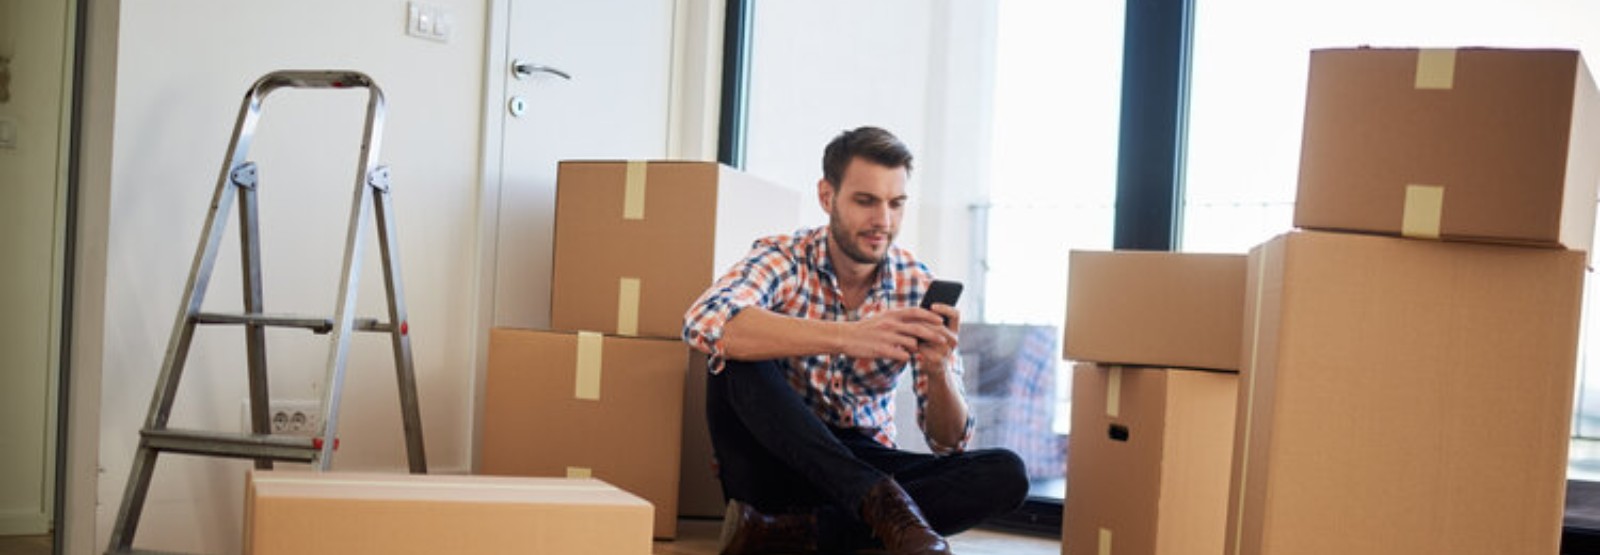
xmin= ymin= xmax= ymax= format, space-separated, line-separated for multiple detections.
xmin=858 ymin=478 xmax=953 ymax=555
xmin=719 ymin=499 xmax=818 ymax=555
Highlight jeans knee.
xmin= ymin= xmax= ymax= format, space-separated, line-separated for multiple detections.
xmin=981 ymin=449 xmax=1029 ymax=511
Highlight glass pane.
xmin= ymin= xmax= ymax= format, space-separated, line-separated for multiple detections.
xmin=741 ymin=1 xmax=1122 ymax=503
xmin=981 ymin=0 xmax=1122 ymax=501
xmin=1183 ymin=0 xmax=1600 ymax=480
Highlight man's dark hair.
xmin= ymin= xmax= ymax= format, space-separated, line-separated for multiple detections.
xmin=821 ymin=126 xmax=913 ymax=189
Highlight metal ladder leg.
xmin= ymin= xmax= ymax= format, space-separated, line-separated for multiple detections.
xmin=105 ymin=158 xmax=247 ymax=553
xmin=373 ymin=169 xmax=428 ymax=473
xmin=237 ymin=164 xmax=275 ymax=471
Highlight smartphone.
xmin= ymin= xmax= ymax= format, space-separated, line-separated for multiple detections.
xmin=920 ymin=279 xmax=964 ymax=325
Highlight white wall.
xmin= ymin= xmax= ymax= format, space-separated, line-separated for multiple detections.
xmin=0 ymin=0 xmax=70 ymax=536
xmin=88 ymin=1 xmax=487 ymax=552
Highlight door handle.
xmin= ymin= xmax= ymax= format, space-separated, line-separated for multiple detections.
xmin=511 ymin=60 xmax=572 ymax=81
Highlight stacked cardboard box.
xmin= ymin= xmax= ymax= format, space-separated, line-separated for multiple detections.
xmin=1060 ymin=251 xmax=1245 ymax=555
xmin=243 ymin=470 xmax=652 ymax=554
xmin=1226 ymin=47 xmax=1600 ymax=555
xmin=481 ymin=161 xmax=799 ymax=537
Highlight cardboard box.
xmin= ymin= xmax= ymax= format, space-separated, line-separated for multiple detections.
xmin=243 ymin=470 xmax=652 ymax=555
xmin=481 ymin=328 xmax=688 ymax=538
xmin=1062 ymin=364 xmax=1238 ymax=555
xmin=550 ymin=161 xmax=799 ymax=339
xmin=1227 ymin=231 xmax=1584 ymax=555
xmin=678 ymin=351 xmax=726 ymax=518
xmin=1064 ymin=250 xmax=1246 ymax=371
xmin=1296 ymin=47 xmax=1600 ymax=249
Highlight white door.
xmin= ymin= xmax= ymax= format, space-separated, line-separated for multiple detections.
xmin=489 ymin=0 xmax=676 ymax=330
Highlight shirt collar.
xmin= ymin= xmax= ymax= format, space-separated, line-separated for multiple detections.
xmin=809 ymin=226 xmax=898 ymax=298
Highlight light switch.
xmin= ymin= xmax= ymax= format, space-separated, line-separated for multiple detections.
xmin=405 ymin=2 xmax=450 ymax=43
xmin=0 ymin=117 xmax=17 ymax=150
xmin=432 ymin=10 xmax=452 ymax=40
xmin=417 ymin=9 xmax=434 ymax=34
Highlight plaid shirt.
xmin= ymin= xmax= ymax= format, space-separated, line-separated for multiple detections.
xmin=683 ymin=226 xmax=975 ymax=455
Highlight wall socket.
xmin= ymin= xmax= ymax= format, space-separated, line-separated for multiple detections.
xmin=240 ymin=399 xmax=323 ymax=437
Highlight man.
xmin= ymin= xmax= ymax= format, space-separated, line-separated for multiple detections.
xmin=683 ymin=126 xmax=1028 ymax=555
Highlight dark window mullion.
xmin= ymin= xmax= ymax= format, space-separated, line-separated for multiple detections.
xmin=1113 ymin=0 xmax=1196 ymax=251
xmin=716 ymin=0 xmax=754 ymax=169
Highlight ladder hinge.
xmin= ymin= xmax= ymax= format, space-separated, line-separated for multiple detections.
xmin=367 ymin=165 xmax=391 ymax=192
xmin=230 ymin=162 xmax=259 ymax=189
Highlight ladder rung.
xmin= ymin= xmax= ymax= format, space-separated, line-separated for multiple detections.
xmin=108 ymin=549 xmax=198 ymax=555
xmin=193 ymin=312 xmax=391 ymax=334
xmin=141 ymin=429 xmax=319 ymax=463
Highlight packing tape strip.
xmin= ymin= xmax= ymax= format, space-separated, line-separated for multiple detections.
xmin=1232 ymin=246 xmax=1271 ymax=555
xmin=1099 ymin=528 xmax=1113 ymax=555
xmin=252 ymin=476 xmax=614 ymax=493
xmin=575 ymin=331 xmax=603 ymax=401
xmin=617 ymin=277 xmax=641 ymax=336
xmin=566 ymin=467 xmax=593 ymax=479
xmin=1402 ymin=184 xmax=1444 ymax=239
xmin=623 ymin=160 xmax=647 ymax=220
xmin=1106 ymin=366 xmax=1122 ymax=418
xmin=1415 ymin=48 xmax=1457 ymax=90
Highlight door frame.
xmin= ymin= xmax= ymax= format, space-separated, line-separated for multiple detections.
xmin=468 ymin=0 xmax=726 ymax=473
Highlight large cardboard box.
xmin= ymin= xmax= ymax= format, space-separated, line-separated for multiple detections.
xmin=481 ymin=328 xmax=689 ymax=538
xmin=551 ymin=160 xmax=799 ymax=339
xmin=1227 ymin=231 xmax=1585 ymax=555
xmin=243 ymin=470 xmax=652 ymax=555
xmin=1296 ymin=47 xmax=1600 ymax=249
xmin=1064 ymin=250 xmax=1246 ymax=371
xmin=1062 ymin=364 xmax=1237 ymax=555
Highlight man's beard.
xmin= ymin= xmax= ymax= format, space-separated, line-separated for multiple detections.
xmin=829 ymin=208 xmax=891 ymax=265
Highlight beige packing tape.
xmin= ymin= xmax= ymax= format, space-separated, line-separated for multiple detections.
xmin=624 ymin=160 xmax=647 ymax=220
xmin=575 ymin=331 xmax=603 ymax=401
xmin=566 ymin=467 xmax=593 ymax=479
xmin=1106 ymin=366 xmax=1122 ymax=418
xmin=1402 ymin=184 xmax=1445 ymax=239
xmin=1099 ymin=528 xmax=1113 ymax=555
xmin=1415 ymin=48 xmax=1457 ymax=90
xmin=617 ymin=277 xmax=641 ymax=336
xmin=1231 ymin=247 xmax=1271 ymax=555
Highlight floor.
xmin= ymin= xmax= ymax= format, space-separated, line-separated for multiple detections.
xmin=652 ymin=518 xmax=1059 ymax=555
xmin=0 ymin=535 xmax=51 ymax=555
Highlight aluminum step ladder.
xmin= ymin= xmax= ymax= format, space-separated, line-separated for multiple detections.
xmin=105 ymin=70 xmax=427 ymax=555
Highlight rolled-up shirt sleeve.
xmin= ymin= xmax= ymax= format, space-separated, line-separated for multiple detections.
xmin=912 ymin=352 xmax=976 ymax=455
xmin=682 ymin=242 xmax=791 ymax=373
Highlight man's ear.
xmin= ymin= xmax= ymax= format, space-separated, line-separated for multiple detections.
xmin=817 ymin=179 xmax=835 ymax=213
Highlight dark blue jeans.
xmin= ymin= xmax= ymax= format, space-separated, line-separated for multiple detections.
xmin=706 ymin=359 xmax=1029 ymax=551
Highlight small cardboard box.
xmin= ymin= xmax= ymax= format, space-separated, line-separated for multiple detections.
xmin=1227 ymin=231 xmax=1584 ymax=555
xmin=1062 ymin=363 xmax=1238 ymax=555
xmin=1064 ymin=250 xmax=1246 ymax=371
xmin=243 ymin=470 xmax=652 ymax=555
xmin=481 ymin=328 xmax=689 ymax=538
xmin=550 ymin=161 xmax=799 ymax=339
xmin=1296 ymin=47 xmax=1600 ymax=249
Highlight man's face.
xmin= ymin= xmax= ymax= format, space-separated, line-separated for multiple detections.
xmin=821 ymin=157 xmax=909 ymax=265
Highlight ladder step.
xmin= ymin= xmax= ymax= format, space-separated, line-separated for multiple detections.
xmin=141 ymin=429 xmax=321 ymax=463
xmin=108 ymin=549 xmax=199 ymax=555
xmin=193 ymin=312 xmax=392 ymax=334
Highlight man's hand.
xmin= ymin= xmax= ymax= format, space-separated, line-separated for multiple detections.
xmin=916 ymin=303 xmax=961 ymax=373
xmin=838 ymin=305 xmax=959 ymax=364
